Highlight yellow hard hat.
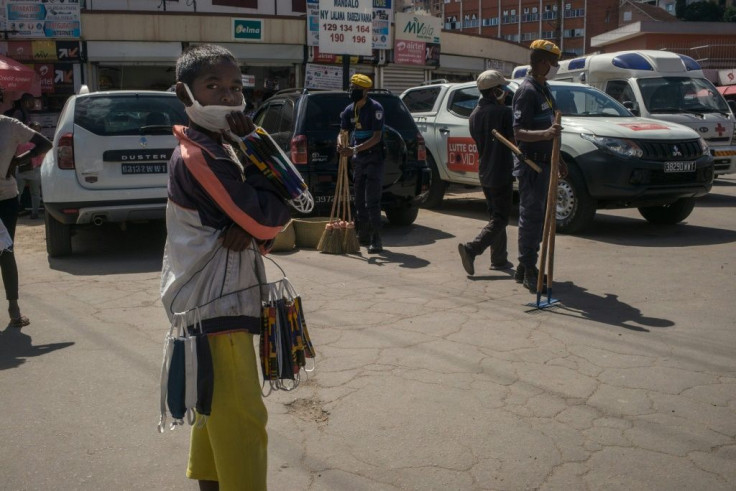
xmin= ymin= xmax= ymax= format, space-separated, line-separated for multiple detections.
xmin=350 ymin=74 xmax=373 ymax=89
xmin=530 ymin=40 xmax=561 ymax=57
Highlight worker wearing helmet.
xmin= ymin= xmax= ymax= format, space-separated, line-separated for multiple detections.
xmin=512 ymin=40 xmax=564 ymax=293
xmin=338 ymin=74 xmax=385 ymax=253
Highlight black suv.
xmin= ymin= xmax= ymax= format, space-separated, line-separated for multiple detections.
xmin=252 ymin=89 xmax=430 ymax=226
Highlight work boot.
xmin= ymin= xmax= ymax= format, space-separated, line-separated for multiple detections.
xmin=368 ymin=231 xmax=383 ymax=254
xmin=457 ymin=243 xmax=475 ymax=275
xmin=356 ymin=221 xmax=371 ymax=246
xmin=523 ymin=265 xmax=547 ymax=294
xmin=514 ymin=264 xmax=525 ymax=283
xmin=490 ymin=259 xmax=513 ymax=270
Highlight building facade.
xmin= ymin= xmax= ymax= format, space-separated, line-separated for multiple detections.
xmin=442 ymin=0 xmax=621 ymax=57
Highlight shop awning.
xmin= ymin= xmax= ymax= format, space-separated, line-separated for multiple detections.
xmin=0 ymin=55 xmax=41 ymax=95
xmin=219 ymin=44 xmax=303 ymax=65
xmin=86 ymin=41 xmax=183 ymax=63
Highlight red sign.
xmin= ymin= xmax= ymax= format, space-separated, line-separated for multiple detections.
xmin=394 ymin=40 xmax=426 ymax=66
xmin=35 ymin=64 xmax=54 ymax=94
xmin=715 ymin=123 xmax=726 ymax=137
xmin=617 ymin=123 xmax=670 ymax=131
xmin=447 ymin=137 xmax=479 ymax=173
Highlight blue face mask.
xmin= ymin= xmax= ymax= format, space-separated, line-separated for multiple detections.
xmin=350 ymin=89 xmax=364 ymax=102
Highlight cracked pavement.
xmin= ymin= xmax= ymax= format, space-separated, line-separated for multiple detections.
xmin=1 ymin=179 xmax=734 ymax=490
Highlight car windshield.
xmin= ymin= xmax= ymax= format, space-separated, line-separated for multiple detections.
xmin=549 ymin=85 xmax=631 ymax=117
xmin=638 ymin=77 xmax=730 ymax=114
xmin=74 ymin=95 xmax=188 ymax=136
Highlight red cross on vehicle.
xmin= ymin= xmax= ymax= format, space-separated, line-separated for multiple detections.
xmin=715 ymin=123 xmax=726 ymax=137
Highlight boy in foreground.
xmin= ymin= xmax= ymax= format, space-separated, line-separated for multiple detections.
xmin=160 ymin=44 xmax=290 ymax=490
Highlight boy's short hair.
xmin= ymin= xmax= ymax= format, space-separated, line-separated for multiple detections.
xmin=176 ymin=44 xmax=239 ymax=85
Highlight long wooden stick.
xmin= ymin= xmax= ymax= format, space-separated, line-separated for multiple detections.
xmin=491 ymin=129 xmax=542 ymax=173
xmin=537 ymin=111 xmax=561 ymax=296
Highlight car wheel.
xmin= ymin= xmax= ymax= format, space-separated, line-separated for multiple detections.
xmin=638 ymin=197 xmax=696 ymax=225
xmin=385 ymin=205 xmax=419 ymax=226
xmin=420 ymin=154 xmax=446 ymax=209
xmin=556 ymin=164 xmax=597 ymax=234
xmin=45 ymin=212 xmax=72 ymax=257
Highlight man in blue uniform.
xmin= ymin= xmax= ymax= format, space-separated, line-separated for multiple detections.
xmin=512 ymin=40 xmax=563 ymax=293
xmin=457 ymin=69 xmax=514 ymax=275
xmin=338 ymin=74 xmax=385 ymax=253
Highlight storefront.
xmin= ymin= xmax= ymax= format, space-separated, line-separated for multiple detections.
xmin=85 ymin=41 xmax=182 ymax=92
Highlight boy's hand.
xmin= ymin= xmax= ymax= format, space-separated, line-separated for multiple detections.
xmin=219 ymin=224 xmax=253 ymax=251
xmin=226 ymin=111 xmax=255 ymax=138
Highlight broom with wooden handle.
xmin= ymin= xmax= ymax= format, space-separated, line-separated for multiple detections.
xmin=317 ymin=149 xmax=344 ymax=253
xmin=536 ymin=111 xmax=562 ymax=306
xmin=342 ymin=153 xmax=360 ymax=253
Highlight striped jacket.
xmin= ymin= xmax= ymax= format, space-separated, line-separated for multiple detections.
xmin=160 ymin=125 xmax=290 ymax=334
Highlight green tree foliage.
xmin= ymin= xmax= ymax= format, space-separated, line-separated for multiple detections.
xmin=675 ymin=0 xmax=687 ymax=19
xmin=724 ymin=6 xmax=736 ymax=22
xmin=680 ymin=1 xmax=724 ymax=22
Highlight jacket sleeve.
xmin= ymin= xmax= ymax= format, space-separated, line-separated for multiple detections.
xmin=179 ymin=141 xmax=291 ymax=241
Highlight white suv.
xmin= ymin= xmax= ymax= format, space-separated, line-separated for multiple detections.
xmin=41 ymin=90 xmax=187 ymax=256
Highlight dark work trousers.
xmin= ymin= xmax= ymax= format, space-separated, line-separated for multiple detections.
xmin=517 ymin=162 xmax=551 ymax=269
xmin=353 ymin=158 xmax=384 ymax=232
xmin=0 ymin=196 xmax=20 ymax=301
xmin=466 ymin=182 xmax=513 ymax=265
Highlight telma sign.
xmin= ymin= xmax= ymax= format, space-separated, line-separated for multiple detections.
xmin=233 ymin=19 xmax=263 ymax=41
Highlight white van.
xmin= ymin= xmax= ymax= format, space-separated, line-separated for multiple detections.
xmin=552 ymin=50 xmax=736 ymax=176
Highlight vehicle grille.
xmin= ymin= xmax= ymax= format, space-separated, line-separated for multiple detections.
xmin=638 ymin=140 xmax=702 ymax=161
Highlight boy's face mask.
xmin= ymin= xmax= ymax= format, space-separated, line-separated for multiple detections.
xmin=182 ymin=84 xmax=246 ymax=132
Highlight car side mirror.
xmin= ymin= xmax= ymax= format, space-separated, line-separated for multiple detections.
xmin=728 ymin=100 xmax=736 ymax=116
xmin=622 ymin=100 xmax=639 ymax=116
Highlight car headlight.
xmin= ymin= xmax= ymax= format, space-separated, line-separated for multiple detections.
xmin=698 ymin=137 xmax=709 ymax=156
xmin=581 ymin=133 xmax=643 ymax=159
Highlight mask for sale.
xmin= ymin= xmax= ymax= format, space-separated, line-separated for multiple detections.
xmin=182 ymin=84 xmax=246 ymax=132
xmin=546 ymin=64 xmax=559 ymax=80
xmin=350 ymin=89 xmax=364 ymax=102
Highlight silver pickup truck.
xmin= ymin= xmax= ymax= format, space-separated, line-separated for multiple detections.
xmin=400 ymin=80 xmax=714 ymax=233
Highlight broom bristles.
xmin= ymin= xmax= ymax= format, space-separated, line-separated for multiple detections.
xmin=342 ymin=223 xmax=360 ymax=254
xmin=321 ymin=221 xmax=344 ymax=254
xmin=316 ymin=224 xmax=333 ymax=252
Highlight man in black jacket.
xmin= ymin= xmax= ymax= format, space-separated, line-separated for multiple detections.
xmin=457 ymin=70 xmax=515 ymax=275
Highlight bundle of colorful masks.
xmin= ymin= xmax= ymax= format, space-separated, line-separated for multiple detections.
xmin=260 ymin=277 xmax=315 ymax=393
xmin=232 ymin=127 xmax=314 ymax=214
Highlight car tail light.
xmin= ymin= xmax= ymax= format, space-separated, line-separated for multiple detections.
xmin=57 ymin=133 xmax=75 ymax=169
xmin=290 ymin=134 xmax=308 ymax=165
xmin=416 ymin=132 xmax=426 ymax=161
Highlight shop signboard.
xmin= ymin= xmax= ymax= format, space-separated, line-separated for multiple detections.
xmin=4 ymin=0 xmax=81 ymax=39
xmin=393 ymin=12 xmax=441 ymax=67
xmin=317 ymin=0 xmax=372 ymax=56
xmin=718 ymin=68 xmax=736 ymax=86
xmin=305 ymin=62 xmax=357 ymax=90
xmin=307 ymin=0 xmax=391 ymax=51
xmin=233 ymin=19 xmax=263 ymax=42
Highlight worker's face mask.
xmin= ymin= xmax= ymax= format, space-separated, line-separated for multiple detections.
xmin=350 ymin=88 xmax=365 ymax=103
xmin=182 ymin=84 xmax=246 ymax=132
xmin=493 ymin=87 xmax=507 ymax=104
xmin=546 ymin=62 xmax=559 ymax=80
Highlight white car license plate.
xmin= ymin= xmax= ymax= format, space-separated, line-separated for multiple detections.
xmin=664 ymin=161 xmax=695 ymax=173
xmin=121 ymin=163 xmax=168 ymax=174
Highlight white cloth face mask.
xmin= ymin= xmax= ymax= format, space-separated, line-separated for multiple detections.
xmin=546 ymin=64 xmax=559 ymax=79
xmin=182 ymin=84 xmax=246 ymax=132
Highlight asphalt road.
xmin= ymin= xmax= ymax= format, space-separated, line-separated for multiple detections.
xmin=1 ymin=178 xmax=735 ymax=490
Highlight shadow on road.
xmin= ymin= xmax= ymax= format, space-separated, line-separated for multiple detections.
xmin=0 ymin=328 xmax=74 ymax=370
xmin=383 ymin=222 xmax=455 ymax=247
xmin=574 ymin=214 xmax=736 ymax=247
xmin=48 ymin=222 xmax=166 ymax=276
xmin=528 ymin=280 xmax=674 ymax=333
xmin=695 ymin=188 xmax=736 ymax=208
